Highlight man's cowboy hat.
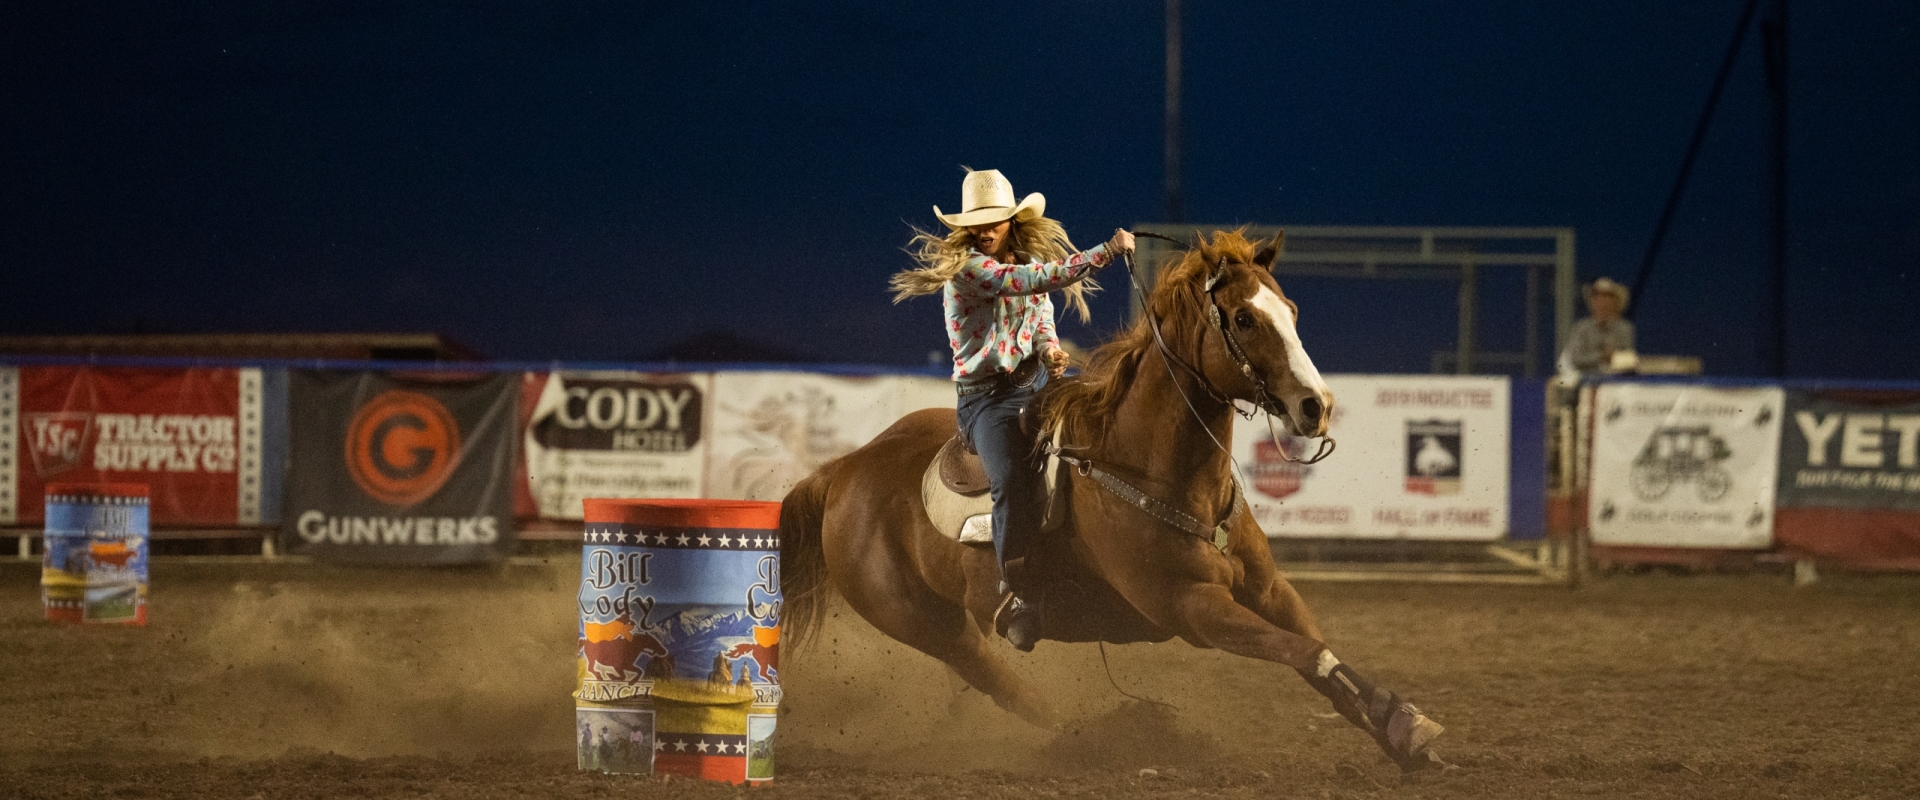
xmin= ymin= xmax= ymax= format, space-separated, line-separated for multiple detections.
xmin=1585 ymin=277 xmax=1630 ymax=308
xmin=934 ymin=169 xmax=1046 ymax=229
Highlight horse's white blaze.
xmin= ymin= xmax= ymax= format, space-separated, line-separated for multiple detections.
xmin=1249 ymin=285 xmax=1329 ymax=396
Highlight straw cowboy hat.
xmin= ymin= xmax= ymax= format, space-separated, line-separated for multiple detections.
xmin=934 ymin=169 xmax=1046 ymax=229
xmin=1585 ymin=277 xmax=1630 ymax=309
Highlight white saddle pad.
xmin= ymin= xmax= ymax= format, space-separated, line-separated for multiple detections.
xmin=921 ymin=456 xmax=995 ymax=544
xmin=920 ymin=433 xmax=1061 ymax=546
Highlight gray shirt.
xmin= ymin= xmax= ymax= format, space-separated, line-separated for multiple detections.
xmin=1562 ymin=317 xmax=1635 ymax=373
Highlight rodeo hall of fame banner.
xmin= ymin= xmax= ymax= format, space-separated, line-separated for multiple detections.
xmin=1586 ymin=382 xmax=1784 ymax=549
xmin=281 ymin=370 xmax=518 ymax=564
xmin=1233 ymin=375 xmax=1511 ymax=541
xmin=524 ymin=372 xmax=713 ymax=519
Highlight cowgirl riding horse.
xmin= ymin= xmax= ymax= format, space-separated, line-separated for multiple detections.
xmin=889 ymin=168 xmax=1132 ymax=651
xmin=799 ymin=169 xmax=1448 ymax=771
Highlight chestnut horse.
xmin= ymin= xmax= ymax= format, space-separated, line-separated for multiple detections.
xmin=780 ymin=231 xmax=1447 ymax=771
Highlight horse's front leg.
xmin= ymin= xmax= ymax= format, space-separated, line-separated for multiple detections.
xmin=1230 ymin=541 xmax=1449 ymax=773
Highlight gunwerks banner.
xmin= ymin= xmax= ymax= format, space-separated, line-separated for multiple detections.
xmin=1 ymin=366 xmax=282 ymax=526
xmin=282 ymin=370 xmax=517 ymax=563
xmin=1586 ymin=382 xmax=1783 ymax=549
xmin=1231 ymin=375 xmax=1510 ymax=540
xmin=524 ymin=372 xmax=712 ymax=520
xmin=704 ymin=372 xmax=951 ymax=502
xmin=1773 ymin=389 xmax=1920 ymax=567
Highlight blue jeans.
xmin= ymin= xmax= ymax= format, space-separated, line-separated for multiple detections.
xmin=955 ymin=366 xmax=1049 ymax=591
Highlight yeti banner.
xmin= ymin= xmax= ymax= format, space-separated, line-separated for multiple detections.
xmin=282 ymin=370 xmax=518 ymax=564
xmin=1586 ymin=382 xmax=1783 ymax=549
xmin=1777 ymin=390 xmax=1920 ymax=511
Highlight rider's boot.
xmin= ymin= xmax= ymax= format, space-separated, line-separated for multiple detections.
xmin=994 ymin=557 xmax=1041 ymax=652
xmin=1306 ymin=650 xmax=1447 ymax=772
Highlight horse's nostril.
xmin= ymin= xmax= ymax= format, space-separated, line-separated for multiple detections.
xmin=1300 ymin=397 xmax=1324 ymax=426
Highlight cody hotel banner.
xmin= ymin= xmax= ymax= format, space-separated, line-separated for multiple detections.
xmin=523 ymin=371 xmax=712 ymax=519
xmin=282 ymin=371 xmax=517 ymax=564
xmin=0 ymin=365 xmax=282 ymax=526
xmin=1233 ymin=375 xmax=1510 ymax=541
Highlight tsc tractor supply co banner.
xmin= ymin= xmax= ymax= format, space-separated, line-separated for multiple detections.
xmin=0 ymin=365 xmax=282 ymax=526
xmin=1586 ymin=383 xmax=1783 ymax=549
xmin=282 ymin=371 xmax=518 ymax=564
xmin=1232 ymin=375 xmax=1511 ymax=541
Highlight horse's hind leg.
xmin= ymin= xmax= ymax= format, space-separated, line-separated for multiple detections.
xmin=835 ymin=567 xmax=1058 ymax=729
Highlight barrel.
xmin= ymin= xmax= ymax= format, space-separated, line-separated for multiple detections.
xmin=42 ymin=483 xmax=150 ymax=625
xmin=574 ymin=499 xmax=782 ymax=784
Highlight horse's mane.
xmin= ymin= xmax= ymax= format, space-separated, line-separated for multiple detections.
xmin=1032 ymin=230 xmax=1262 ymax=446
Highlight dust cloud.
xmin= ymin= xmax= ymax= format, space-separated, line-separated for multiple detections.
xmin=157 ymin=564 xmax=581 ymax=758
xmin=143 ymin=562 xmax=1337 ymax=773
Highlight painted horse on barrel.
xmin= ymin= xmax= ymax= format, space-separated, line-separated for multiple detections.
xmin=780 ymin=231 xmax=1448 ymax=771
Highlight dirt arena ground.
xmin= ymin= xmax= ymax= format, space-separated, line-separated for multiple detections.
xmin=2 ymin=556 xmax=1917 ymax=799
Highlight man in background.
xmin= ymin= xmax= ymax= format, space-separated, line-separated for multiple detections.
xmin=1559 ymin=277 xmax=1636 ymax=377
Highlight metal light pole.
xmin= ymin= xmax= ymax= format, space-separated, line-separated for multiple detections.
xmin=1165 ymin=0 xmax=1183 ymax=223
xmin=1761 ymin=0 xmax=1790 ymax=376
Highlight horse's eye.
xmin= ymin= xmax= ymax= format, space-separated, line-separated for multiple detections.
xmin=1234 ymin=310 xmax=1255 ymax=329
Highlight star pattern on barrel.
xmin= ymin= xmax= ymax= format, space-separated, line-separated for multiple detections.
xmin=651 ymin=735 xmax=750 ymax=755
xmin=582 ymin=524 xmax=780 ymax=550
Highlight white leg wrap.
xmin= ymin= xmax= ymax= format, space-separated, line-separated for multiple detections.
xmin=1316 ymin=649 xmax=1341 ymax=678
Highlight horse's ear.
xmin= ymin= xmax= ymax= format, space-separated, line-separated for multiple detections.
xmin=1253 ymin=232 xmax=1285 ymax=271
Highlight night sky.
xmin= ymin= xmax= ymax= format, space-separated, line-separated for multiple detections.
xmin=4 ymin=2 xmax=1916 ymax=377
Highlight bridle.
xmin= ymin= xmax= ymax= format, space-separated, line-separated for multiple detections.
xmin=1127 ymin=231 xmax=1336 ymax=465
xmin=1039 ymin=233 xmax=1337 ymax=556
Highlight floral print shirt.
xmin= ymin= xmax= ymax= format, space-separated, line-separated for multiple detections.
xmin=942 ymin=244 xmax=1112 ymax=382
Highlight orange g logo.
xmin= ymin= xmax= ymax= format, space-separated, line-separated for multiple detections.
xmin=345 ymin=390 xmax=461 ymax=507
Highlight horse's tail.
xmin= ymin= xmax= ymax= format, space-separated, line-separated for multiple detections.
xmin=779 ymin=466 xmax=834 ymax=649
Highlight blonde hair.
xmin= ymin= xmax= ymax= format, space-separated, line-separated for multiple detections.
xmin=888 ymin=215 xmax=1100 ymax=322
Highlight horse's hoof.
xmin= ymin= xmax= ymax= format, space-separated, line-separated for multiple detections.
xmin=1385 ymin=703 xmax=1446 ymax=774
xmin=1386 ymin=703 xmax=1442 ymax=752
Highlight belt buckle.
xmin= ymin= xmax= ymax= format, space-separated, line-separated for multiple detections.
xmin=1009 ymin=356 xmax=1039 ymax=388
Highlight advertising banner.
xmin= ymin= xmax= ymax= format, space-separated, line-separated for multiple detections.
xmin=524 ymin=372 xmax=713 ymax=520
xmin=1586 ymin=382 xmax=1782 ymax=549
xmin=1 ymin=365 xmax=281 ymax=526
xmin=1772 ymin=389 xmax=1920 ymax=569
xmin=281 ymin=370 xmax=518 ymax=563
xmin=705 ymin=372 xmax=948 ymax=502
xmin=1777 ymin=390 xmax=1920 ymax=510
xmin=1231 ymin=375 xmax=1510 ymax=541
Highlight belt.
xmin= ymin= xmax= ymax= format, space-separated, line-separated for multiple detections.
xmin=956 ymin=354 xmax=1041 ymax=396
